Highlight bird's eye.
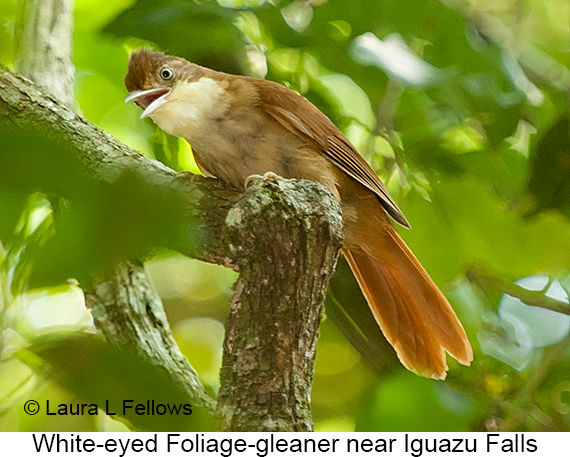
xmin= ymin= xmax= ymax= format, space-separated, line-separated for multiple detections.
xmin=159 ymin=66 xmax=174 ymax=80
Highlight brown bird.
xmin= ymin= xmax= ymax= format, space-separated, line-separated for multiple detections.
xmin=124 ymin=49 xmax=472 ymax=379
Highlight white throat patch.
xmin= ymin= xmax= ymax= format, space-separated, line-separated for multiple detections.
xmin=149 ymin=77 xmax=227 ymax=139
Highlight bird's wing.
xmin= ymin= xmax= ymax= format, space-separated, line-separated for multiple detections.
xmin=254 ymin=78 xmax=409 ymax=228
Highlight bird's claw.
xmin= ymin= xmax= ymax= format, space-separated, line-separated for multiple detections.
xmin=244 ymin=171 xmax=281 ymax=189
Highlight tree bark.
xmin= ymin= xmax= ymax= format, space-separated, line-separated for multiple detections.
xmin=0 ymin=66 xmax=344 ymax=431
xmin=14 ymin=0 xmax=76 ymax=110
xmin=84 ymin=261 xmax=216 ymax=415
xmin=216 ymin=176 xmax=343 ymax=431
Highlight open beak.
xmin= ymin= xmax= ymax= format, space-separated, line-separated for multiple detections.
xmin=124 ymin=88 xmax=171 ymax=119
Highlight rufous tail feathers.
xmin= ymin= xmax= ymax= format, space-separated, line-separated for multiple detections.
xmin=343 ymin=225 xmax=472 ymax=380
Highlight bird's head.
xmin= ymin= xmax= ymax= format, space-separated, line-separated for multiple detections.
xmin=124 ymin=49 xmax=209 ymax=119
xmin=124 ymin=49 xmax=231 ymax=138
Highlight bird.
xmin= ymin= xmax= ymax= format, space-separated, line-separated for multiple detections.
xmin=124 ymin=48 xmax=472 ymax=379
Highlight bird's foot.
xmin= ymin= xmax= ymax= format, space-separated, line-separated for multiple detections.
xmin=244 ymin=171 xmax=282 ymax=189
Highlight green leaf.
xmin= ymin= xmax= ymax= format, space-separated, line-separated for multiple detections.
xmin=527 ymin=116 xmax=570 ymax=218
xmin=0 ymin=191 xmax=28 ymax=246
xmin=19 ymin=333 xmax=216 ymax=431
xmin=104 ymin=0 xmax=246 ymax=74
xmin=325 ymin=257 xmax=397 ymax=374
xmin=0 ymin=127 xmax=197 ymax=288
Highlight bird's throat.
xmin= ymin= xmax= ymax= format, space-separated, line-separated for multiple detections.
xmin=149 ymin=77 xmax=229 ymax=139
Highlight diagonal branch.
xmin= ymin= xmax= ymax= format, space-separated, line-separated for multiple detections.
xmin=466 ymin=267 xmax=570 ymax=316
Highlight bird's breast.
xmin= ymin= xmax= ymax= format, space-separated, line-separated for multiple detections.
xmin=189 ymin=112 xmax=319 ymax=191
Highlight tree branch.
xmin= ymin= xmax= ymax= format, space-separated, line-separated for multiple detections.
xmin=84 ymin=261 xmax=217 ymax=416
xmin=14 ymin=0 xmax=76 ymax=109
xmin=216 ymin=176 xmax=343 ymax=431
xmin=466 ymin=267 xmax=570 ymax=316
xmin=0 ymin=66 xmax=344 ymax=430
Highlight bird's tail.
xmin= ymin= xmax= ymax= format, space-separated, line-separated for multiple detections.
xmin=343 ymin=223 xmax=472 ymax=379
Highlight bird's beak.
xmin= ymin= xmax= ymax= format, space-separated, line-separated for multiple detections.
xmin=124 ymin=88 xmax=172 ymax=119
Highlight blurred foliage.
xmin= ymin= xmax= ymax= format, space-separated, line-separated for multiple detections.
xmin=0 ymin=127 xmax=197 ymax=289
xmin=1 ymin=0 xmax=569 ymax=433
xmin=21 ymin=334 xmax=216 ymax=431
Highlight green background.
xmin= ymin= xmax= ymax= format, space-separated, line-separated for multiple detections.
xmin=0 ymin=0 xmax=569 ymax=432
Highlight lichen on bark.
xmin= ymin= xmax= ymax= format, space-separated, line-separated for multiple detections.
xmin=216 ymin=176 xmax=343 ymax=431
